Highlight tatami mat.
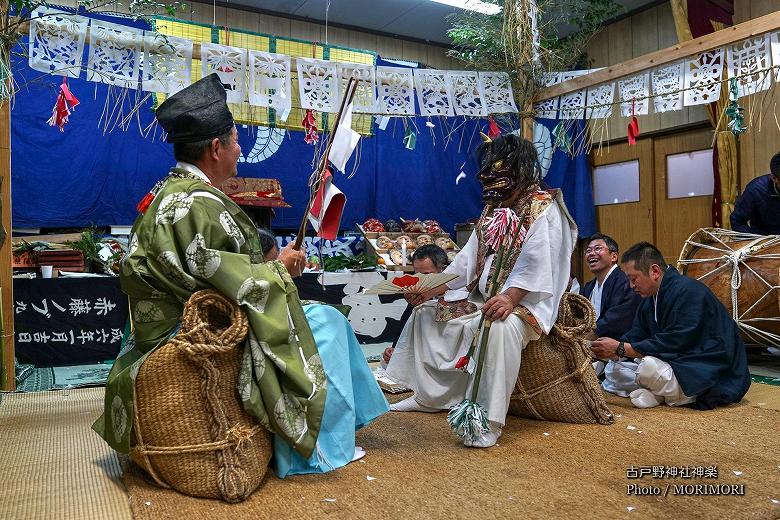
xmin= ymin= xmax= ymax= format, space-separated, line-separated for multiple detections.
xmin=0 ymin=388 xmax=131 ymax=520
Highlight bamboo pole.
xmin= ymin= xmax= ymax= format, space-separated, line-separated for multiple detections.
xmin=0 ymin=99 xmax=13 ymax=391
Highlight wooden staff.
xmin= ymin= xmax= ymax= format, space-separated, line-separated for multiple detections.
xmin=292 ymin=77 xmax=358 ymax=250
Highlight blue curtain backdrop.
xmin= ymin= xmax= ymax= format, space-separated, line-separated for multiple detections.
xmin=10 ymin=12 xmax=594 ymax=237
xmin=534 ymin=118 xmax=596 ymax=239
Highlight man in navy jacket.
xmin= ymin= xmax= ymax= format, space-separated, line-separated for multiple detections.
xmin=581 ymin=233 xmax=642 ymax=396
xmin=730 ymin=152 xmax=780 ymax=235
xmin=591 ymin=242 xmax=750 ymax=409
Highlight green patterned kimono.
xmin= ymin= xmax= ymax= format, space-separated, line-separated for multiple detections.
xmin=93 ymin=168 xmax=326 ymax=459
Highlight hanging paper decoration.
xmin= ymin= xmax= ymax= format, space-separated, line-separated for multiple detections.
xmin=534 ymin=72 xmax=561 ymax=119
xmin=487 ymin=115 xmax=501 ymax=139
xmin=201 ymin=42 xmax=247 ymax=104
xmin=87 ymin=20 xmax=143 ymax=88
xmin=248 ymin=50 xmax=291 ymax=115
xmin=619 ymin=73 xmax=649 ymax=117
xmin=413 ymin=69 xmax=454 ymax=117
xmin=683 ymin=48 xmax=724 ymax=106
xmin=297 ymin=57 xmax=339 ymax=112
xmin=585 ymin=83 xmax=614 ymax=119
xmin=376 ymin=66 xmax=415 ymax=115
xmin=727 ymin=34 xmax=771 ymax=98
xmin=651 ymin=62 xmax=684 ymax=113
xmin=448 ymin=71 xmax=487 ymax=117
xmin=479 ymin=72 xmax=518 ymax=114
xmin=557 ymin=70 xmax=589 ymax=120
xmin=771 ymin=31 xmax=780 ymax=82
xmin=47 ymin=77 xmax=80 ymax=131
xmin=725 ymin=77 xmax=747 ymax=135
xmin=141 ymin=33 xmax=192 ymax=94
xmin=29 ymin=8 xmax=89 ymax=78
xmin=302 ymin=109 xmax=318 ymax=144
xmin=337 ymin=63 xmax=377 ymax=113
xmin=403 ymin=126 xmax=417 ymax=150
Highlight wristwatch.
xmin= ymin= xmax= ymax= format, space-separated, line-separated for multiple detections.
xmin=616 ymin=341 xmax=626 ymax=359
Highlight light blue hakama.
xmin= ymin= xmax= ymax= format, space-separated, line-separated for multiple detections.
xmin=273 ymin=304 xmax=389 ymax=478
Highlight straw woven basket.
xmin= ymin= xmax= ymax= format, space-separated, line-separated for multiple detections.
xmin=508 ymin=293 xmax=613 ymax=424
xmin=130 ymin=290 xmax=272 ymax=502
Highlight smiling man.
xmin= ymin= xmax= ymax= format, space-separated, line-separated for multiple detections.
xmin=580 ymin=233 xmax=642 ymax=396
xmin=590 ymin=242 xmax=750 ymax=409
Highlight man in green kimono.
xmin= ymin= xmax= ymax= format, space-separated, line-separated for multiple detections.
xmin=94 ymin=74 xmax=387 ymax=474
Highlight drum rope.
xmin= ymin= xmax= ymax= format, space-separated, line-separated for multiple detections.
xmin=677 ymin=228 xmax=780 ymax=346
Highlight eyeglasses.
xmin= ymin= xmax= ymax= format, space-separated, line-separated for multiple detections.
xmin=585 ymin=245 xmax=609 ymax=254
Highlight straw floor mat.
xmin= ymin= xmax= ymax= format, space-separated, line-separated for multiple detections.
xmin=0 ymin=388 xmax=131 ymax=520
xmin=124 ymin=388 xmax=780 ymax=520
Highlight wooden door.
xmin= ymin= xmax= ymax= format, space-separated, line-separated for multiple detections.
xmin=587 ymin=137 xmax=655 ymax=282
xmin=653 ymin=128 xmax=715 ymax=265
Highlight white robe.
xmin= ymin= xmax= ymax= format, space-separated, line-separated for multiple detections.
xmin=386 ymin=196 xmax=577 ymax=425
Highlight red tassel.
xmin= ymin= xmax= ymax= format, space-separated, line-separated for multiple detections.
xmin=47 ymin=77 xmax=80 ymax=131
xmin=487 ymin=115 xmax=501 ymax=139
xmin=302 ymin=109 xmax=319 ymax=145
xmin=627 ymin=116 xmax=639 ymax=145
xmin=455 ymin=356 xmax=470 ymax=370
xmin=627 ymin=98 xmax=639 ymax=145
xmin=136 ymin=192 xmax=155 ymax=213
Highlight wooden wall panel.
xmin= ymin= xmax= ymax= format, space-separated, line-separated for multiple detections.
xmin=734 ymin=0 xmax=780 ymax=190
xmin=653 ymin=128 xmax=715 ymax=264
xmin=586 ymin=3 xmax=709 ymax=140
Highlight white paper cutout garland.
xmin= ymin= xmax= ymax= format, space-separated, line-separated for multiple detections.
xmin=651 ymin=62 xmax=684 ymax=113
xmin=376 ymin=66 xmax=415 ymax=115
xmin=297 ymin=57 xmax=339 ymax=112
xmin=201 ymin=42 xmax=247 ymax=104
xmin=29 ymin=8 xmax=89 ymax=78
xmin=87 ymin=20 xmax=143 ymax=88
xmin=619 ymin=73 xmax=649 ymax=117
xmin=248 ymin=50 xmax=291 ymax=112
xmin=727 ymin=34 xmax=771 ymax=98
xmin=338 ymin=63 xmax=377 ymax=113
xmin=413 ymin=69 xmax=454 ymax=117
xmin=683 ymin=48 xmax=724 ymax=106
xmin=142 ymin=33 xmax=192 ymax=94
xmin=586 ymin=83 xmax=614 ymax=119
xmin=479 ymin=72 xmax=518 ymax=114
xmin=534 ymin=72 xmax=561 ymax=119
xmin=449 ymin=71 xmax=487 ymax=116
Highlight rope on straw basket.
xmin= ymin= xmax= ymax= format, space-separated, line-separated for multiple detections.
xmin=677 ymin=228 xmax=780 ymax=346
xmin=133 ymin=290 xmax=262 ymax=499
xmin=513 ymin=293 xmax=612 ymax=424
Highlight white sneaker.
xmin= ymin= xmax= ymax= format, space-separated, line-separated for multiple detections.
xmin=629 ymin=388 xmax=664 ymax=409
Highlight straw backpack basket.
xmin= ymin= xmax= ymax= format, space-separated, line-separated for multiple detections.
xmin=508 ymin=293 xmax=614 ymax=425
xmin=130 ymin=290 xmax=272 ymax=502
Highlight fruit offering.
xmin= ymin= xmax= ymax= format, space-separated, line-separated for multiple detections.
xmin=423 ymin=220 xmax=442 ymax=233
xmin=363 ymin=218 xmax=384 ymax=232
xmin=400 ymin=218 xmax=425 ymax=233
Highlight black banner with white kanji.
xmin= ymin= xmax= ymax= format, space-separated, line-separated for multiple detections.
xmin=13 ymin=277 xmax=128 ymax=366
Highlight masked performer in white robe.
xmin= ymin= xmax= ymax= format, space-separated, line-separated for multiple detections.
xmin=386 ymin=134 xmax=577 ymax=447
